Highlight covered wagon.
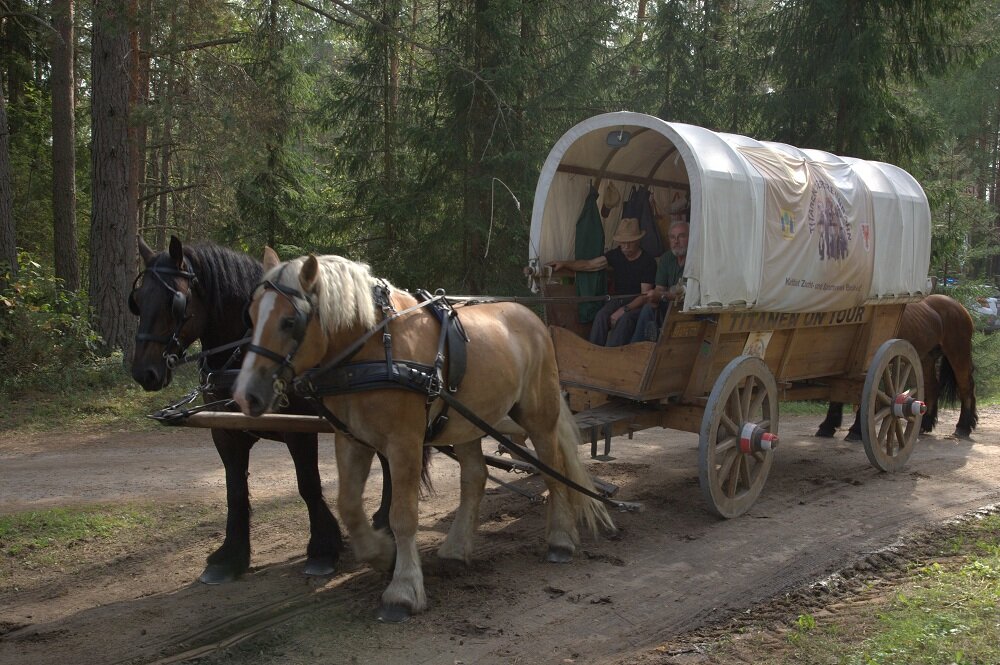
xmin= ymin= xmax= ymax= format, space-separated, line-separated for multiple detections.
xmin=527 ymin=112 xmax=932 ymax=517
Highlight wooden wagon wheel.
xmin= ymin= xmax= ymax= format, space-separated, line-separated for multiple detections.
xmin=698 ymin=355 xmax=779 ymax=519
xmin=860 ymin=339 xmax=925 ymax=472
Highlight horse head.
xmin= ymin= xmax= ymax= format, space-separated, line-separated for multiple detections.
xmin=233 ymin=250 xmax=333 ymax=417
xmin=129 ymin=235 xmax=205 ymax=390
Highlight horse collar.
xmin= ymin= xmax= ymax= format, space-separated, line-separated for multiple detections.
xmin=373 ymin=279 xmax=395 ymax=317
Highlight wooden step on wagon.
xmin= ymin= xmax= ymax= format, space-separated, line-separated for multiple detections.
xmin=526 ymin=112 xmax=933 ymax=518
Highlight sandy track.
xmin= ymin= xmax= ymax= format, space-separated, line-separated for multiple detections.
xmin=1 ymin=408 xmax=998 ymax=665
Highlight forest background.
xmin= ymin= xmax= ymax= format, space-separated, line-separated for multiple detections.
xmin=1 ymin=0 xmax=999 ymax=400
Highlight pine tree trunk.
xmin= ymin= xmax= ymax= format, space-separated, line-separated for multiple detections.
xmin=156 ymin=75 xmax=173 ymax=250
xmin=89 ymin=0 xmax=131 ymax=354
xmin=52 ymin=0 xmax=79 ymax=291
xmin=135 ymin=0 xmax=152 ymax=236
xmin=382 ymin=0 xmax=400 ymax=247
xmin=127 ymin=0 xmax=140 ymax=253
xmin=0 ymin=81 xmax=16 ymax=285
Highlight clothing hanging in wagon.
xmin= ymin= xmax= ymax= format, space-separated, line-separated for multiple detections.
xmin=574 ymin=185 xmax=607 ymax=323
xmin=622 ymin=185 xmax=664 ymax=258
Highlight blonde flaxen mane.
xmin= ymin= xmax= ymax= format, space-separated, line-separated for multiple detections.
xmin=260 ymin=254 xmax=387 ymax=333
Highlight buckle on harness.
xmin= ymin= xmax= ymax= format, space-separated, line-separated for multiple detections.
xmin=273 ymin=377 xmax=290 ymax=409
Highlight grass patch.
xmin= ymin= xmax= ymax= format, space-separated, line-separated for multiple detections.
xmin=693 ymin=513 xmax=1000 ymax=664
xmin=0 ymin=506 xmax=156 ymax=559
xmin=0 ymin=496 xmax=312 ymax=591
xmin=780 ymin=401 xmax=831 ymax=416
xmin=0 ymin=360 xmax=204 ymax=434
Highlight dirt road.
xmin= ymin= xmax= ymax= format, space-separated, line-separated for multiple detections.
xmin=2 ymin=408 xmax=999 ymax=665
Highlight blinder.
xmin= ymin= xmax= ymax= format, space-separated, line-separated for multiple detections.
xmin=128 ymin=265 xmax=197 ymax=323
xmin=249 ymin=280 xmax=313 ymax=344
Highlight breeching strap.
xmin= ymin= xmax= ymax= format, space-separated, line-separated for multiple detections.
xmin=434 ymin=390 xmax=642 ymax=513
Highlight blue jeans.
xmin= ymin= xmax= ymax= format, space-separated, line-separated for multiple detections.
xmin=630 ymin=303 xmax=663 ymax=343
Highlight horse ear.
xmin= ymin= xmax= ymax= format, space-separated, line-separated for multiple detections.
xmin=168 ymin=235 xmax=184 ymax=268
xmin=137 ymin=235 xmax=155 ymax=265
xmin=262 ymin=246 xmax=280 ymax=271
xmin=300 ymin=255 xmax=319 ymax=291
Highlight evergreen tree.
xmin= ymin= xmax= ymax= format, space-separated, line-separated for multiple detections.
xmin=758 ymin=0 xmax=981 ymax=160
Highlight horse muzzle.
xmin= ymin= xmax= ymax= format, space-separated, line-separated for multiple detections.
xmin=233 ymin=369 xmax=280 ymax=417
xmin=132 ymin=361 xmax=172 ymax=392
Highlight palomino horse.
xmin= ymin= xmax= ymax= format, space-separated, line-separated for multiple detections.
xmin=817 ymin=294 xmax=977 ymax=440
xmin=233 ymin=250 xmax=613 ymax=622
xmin=130 ymin=236 xmax=394 ymax=583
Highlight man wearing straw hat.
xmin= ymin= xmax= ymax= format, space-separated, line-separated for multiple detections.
xmin=548 ymin=217 xmax=656 ymax=346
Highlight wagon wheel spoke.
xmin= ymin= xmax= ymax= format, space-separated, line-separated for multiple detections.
xmin=738 ymin=454 xmax=751 ymax=487
xmin=861 ymin=340 xmax=922 ymax=473
xmin=716 ymin=435 xmax=737 ymax=456
xmin=741 ymin=377 xmax=758 ymax=421
xmin=718 ymin=447 xmax=738 ymax=482
xmin=876 ymin=390 xmax=893 ymax=407
xmin=726 ymin=453 xmax=743 ymax=497
xmin=897 ymin=362 xmax=914 ymax=392
xmin=885 ymin=358 xmax=900 ymax=395
xmin=891 ymin=418 xmax=906 ymax=455
xmin=747 ymin=385 xmax=767 ymax=421
xmin=719 ymin=413 xmax=740 ymax=438
xmin=700 ymin=356 xmax=777 ymax=518
xmin=727 ymin=389 xmax=743 ymax=426
xmin=874 ymin=405 xmax=891 ymax=423
xmin=877 ymin=410 xmax=892 ymax=441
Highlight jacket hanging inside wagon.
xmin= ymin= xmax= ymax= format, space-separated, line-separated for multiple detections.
xmin=528 ymin=112 xmax=931 ymax=313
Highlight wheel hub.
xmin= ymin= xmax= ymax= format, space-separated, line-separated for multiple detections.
xmin=739 ymin=423 xmax=779 ymax=454
xmin=892 ymin=392 xmax=926 ymax=418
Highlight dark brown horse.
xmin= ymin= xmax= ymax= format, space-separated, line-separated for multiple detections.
xmin=129 ymin=236 xmax=394 ymax=584
xmin=817 ymin=294 xmax=978 ymax=440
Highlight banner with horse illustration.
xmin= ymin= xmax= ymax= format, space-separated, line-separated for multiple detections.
xmin=739 ymin=146 xmax=875 ymax=312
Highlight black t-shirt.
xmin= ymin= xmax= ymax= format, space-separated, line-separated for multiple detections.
xmin=604 ymin=247 xmax=656 ymax=296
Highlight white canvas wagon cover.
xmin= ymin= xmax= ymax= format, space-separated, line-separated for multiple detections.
xmin=529 ymin=112 xmax=931 ymax=312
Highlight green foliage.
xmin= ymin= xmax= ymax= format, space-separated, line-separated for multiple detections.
xmin=0 ymin=252 xmax=117 ymax=396
xmin=0 ymin=506 xmax=153 ymax=558
xmin=971 ymin=331 xmax=1000 ymax=402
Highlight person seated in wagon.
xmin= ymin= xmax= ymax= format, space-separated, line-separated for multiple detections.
xmin=547 ymin=217 xmax=656 ymax=346
xmin=630 ymin=219 xmax=689 ymax=343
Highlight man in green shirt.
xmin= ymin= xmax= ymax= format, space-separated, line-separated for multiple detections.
xmin=630 ymin=220 xmax=688 ymax=343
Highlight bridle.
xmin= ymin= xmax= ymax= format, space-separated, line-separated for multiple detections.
xmin=129 ymin=264 xmax=198 ymax=369
xmin=244 ymin=280 xmax=315 ymax=407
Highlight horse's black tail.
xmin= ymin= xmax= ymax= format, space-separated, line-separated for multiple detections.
xmin=939 ymin=354 xmax=959 ymax=407
xmin=420 ymin=446 xmax=434 ymax=496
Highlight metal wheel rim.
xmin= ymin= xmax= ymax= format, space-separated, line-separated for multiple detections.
xmin=698 ymin=355 xmax=778 ymax=519
xmin=860 ymin=339 xmax=923 ymax=472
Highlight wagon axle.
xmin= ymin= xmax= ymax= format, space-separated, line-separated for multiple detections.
xmin=892 ymin=393 xmax=927 ymax=419
xmin=739 ymin=423 xmax=779 ymax=454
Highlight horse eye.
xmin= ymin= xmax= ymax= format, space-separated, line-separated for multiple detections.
xmin=280 ymin=317 xmax=297 ymax=332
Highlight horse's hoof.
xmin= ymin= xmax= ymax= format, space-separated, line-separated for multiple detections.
xmin=545 ymin=545 xmax=573 ymax=564
xmin=844 ymin=431 xmax=862 ymax=443
xmin=377 ymin=603 xmax=412 ymax=623
xmin=815 ymin=427 xmax=836 ymax=438
xmin=198 ymin=564 xmax=242 ymax=585
xmin=954 ymin=429 xmax=973 ymax=440
xmin=303 ymin=556 xmax=337 ymax=577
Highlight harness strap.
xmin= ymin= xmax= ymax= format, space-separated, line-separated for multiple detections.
xmin=435 ymin=390 xmax=642 ymax=513
xmin=294 ymin=295 xmax=444 ymax=390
